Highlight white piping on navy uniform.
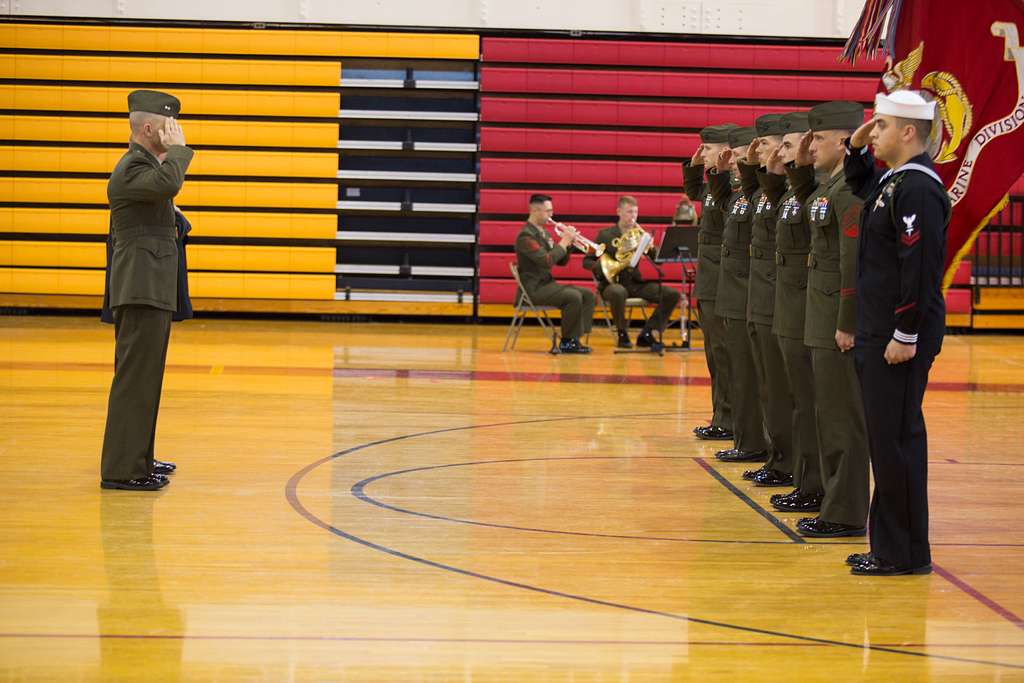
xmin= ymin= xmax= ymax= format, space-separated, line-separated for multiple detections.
xmin=880 ymin=162 xmax=943 ymax=187
xmin=893 ymin=329 xmax=919 ymax=344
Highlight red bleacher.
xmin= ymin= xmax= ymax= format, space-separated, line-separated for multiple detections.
xmin=480 ymin=98 xmax=793 ymax=128
xmin=482 ymin=38 xmax=886 ymax=73
xmin=480 ymin=159 xmax=683 ymax=187
xmin=480 ymin=127 xmax=696 ymax=158
xmin=481 ymin=68 xmax=878 ymax=101
xmin=480 ymin=190 xmax=683 ymax=218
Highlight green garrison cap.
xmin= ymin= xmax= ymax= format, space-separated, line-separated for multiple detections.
xmin=728 ymin=126 xmax=757 ymax=148
xmin=780 ymin=111 xmax=810 ymax=134
xmin=808 ymin=101 xmax=864 ymax=132
xmin=754 ymin=114 xmax=786 ymax=137
xmin=700 ymin=123 xmax=739 ymax=144
xmin=127 ymin=89 xmax=181 ymax=117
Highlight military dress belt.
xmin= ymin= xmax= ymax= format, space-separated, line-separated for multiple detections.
xmin=749 ymin=244 xmax=774 ymax=260
xmin=806 ymin=253 xmax=840 ymax=272
xmin=775 ymin=249 xmax=809 ymax=266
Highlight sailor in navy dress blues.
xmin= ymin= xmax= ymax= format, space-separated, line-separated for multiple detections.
xmin=843 ymin=90 xmax=951 ymax=576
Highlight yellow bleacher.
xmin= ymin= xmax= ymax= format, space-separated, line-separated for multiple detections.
xmin=0 ymin=23 xmax=480 ymax=60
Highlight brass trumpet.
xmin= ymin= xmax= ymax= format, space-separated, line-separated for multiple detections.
xmin=548 ymin=220 xmax=606 ymax=257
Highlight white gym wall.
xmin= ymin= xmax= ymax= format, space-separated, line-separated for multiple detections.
xmin=3 ymin=0 xmax=866 ymax=39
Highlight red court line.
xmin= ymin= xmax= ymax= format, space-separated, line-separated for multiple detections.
xmin=933 ymin=564 xmax=1024 ymax=632
xmin=5 ymin=361 xmax=1024 ymax=393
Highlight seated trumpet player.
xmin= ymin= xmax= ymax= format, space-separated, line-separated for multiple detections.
xmin=514 ymin=193 xmax=596 ymax=354
xmin=583 ymin=196 xmax=681 ymax=349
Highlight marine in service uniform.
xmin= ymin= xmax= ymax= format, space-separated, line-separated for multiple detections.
xmin=764 ymin=112 xmax=828 ymax=514
xmin=794 ymin=101 xmax=871 ymax=538
xmin=710 ymin=126 xmax=770 ymax=463
xmin=843 ymin=90 xmax=949 ymax=575
xmin=514 ymin=194 xmax=595 ymax=354
xmin=583 ymin=195 xmax=680 ymax=349
xmin=100 ymin=90 xmax=193 ymax=491
xmin=740 ymin=114 xmax=797 ymax=486
xmin=683 ymin=124 xmax=738 ymax=441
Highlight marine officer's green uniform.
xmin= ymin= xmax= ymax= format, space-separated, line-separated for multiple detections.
xmin=683 ymin=123 xmax=738 ymax=434
xmin=800 ymin=101 xmax=870 ymax=533
xmin=101 ymin=90 xmax=194 ymax=484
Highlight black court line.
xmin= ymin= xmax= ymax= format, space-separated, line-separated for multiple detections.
xmin=352 ymin=456 xmax=801 ymax=546
xmin=284 ymin=418 xmax=1024 ymax=671
xmin=694 ymin=457 xmax=806 ymax=544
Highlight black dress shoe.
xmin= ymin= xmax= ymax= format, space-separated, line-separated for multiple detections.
xmin=769 ymin=488 xmax=800 ymax=506
xmin=100 ymin=474 xmax=169 ymax=491
xmin=695 ymin=426 xmax=733 ymax=441
xmin=153 ymin=459 xmax=176 ymax=475
xmin=742 ymin=464 xmax=770 ymax=481
xmin=796 ymin=517 xmax=866 ymax=538
xmin=616 ymin=330 xmax=633 ymax=349
xmin=635 ymin=329 xmax=656 ymax=347
xmin=772 ymin=491 xmax=823 ymax=512
xmin=850 ymin=555 xmax=933 ymax=576
xmin=716 ymin=449 xmax=768 ymax=463
xmin=559 ymin=338 xmax=592 ymax=354
xmin=753 ymin=469 xmax=794 ymax=487
xmin=846 ymin=552 xmax=871 ymax=567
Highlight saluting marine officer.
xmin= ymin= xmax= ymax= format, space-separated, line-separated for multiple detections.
xmin=843 ymin=90 xmax=949 ymax=575
xmin=100 ymin=90 xmax=193 ymax=491
xmin=794 ymin=101 xmax=871 ymax=538
xmin=711 ymin=126 xmax=770 ymax=463
xmin=683 ymin=124 xmax=739 ymax=441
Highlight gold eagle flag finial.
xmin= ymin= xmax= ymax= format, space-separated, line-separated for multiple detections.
xmin=882 ymin=41 xmax=925 ymax=92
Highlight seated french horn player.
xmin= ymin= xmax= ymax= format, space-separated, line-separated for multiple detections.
xmin=584 ymin=196 xmax=681 ymax=349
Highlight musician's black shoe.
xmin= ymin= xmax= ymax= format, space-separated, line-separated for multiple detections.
xmin=715 ymin=449 xmax=768 ymax=463
xmin=796 ymin=517 xmax=866 ymax=538
xmin=635 ymin=329 xmax=656 ymax=348
xmin=695 ymin=426 xmax=733 ymax=441
xmin=742 ymin=464 xmax=770 ymax=481
xmin=616 ymin=330 xmax=633 ymax=349
xmin=153 ymin=460 xmax=176 ymax=475
xmin=559 ymin=337 xmax=592 ymax=354
xmin=100 ymin=474 xmax=169 ymax=491
xmin=752 ymin=469 xmax=794 ymax=487
xmin=772 ymin=491 xmax=822 ymax=512
xmin=850 ymin=554 xmax=932 ymax=576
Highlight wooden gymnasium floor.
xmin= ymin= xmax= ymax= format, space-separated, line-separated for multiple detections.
xmin=1 ymin=314 xmax=1023 ymax=682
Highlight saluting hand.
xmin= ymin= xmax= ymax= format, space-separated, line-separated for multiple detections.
xmin=765 ymin=145 xmax=785 ymax=175
xmin=850 ymin=118 xmax=878 ymax=149
xmin=746 ymin=137 xmax=762 ymax=164
xmin=159 ymin=117 xmax=186 ymax=148
xmin=715 ymin=148 xmax=733 ymax=172
xmin=691 ymin=144 xmax=706 ymax=165
xmin=795 ymin=131 xmax=814 ymax=167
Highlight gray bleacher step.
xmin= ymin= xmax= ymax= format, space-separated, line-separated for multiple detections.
xmin=336 ymin=170 xmax=477 ymax=182
xmin=339 ymin=109 xmax=479 ymax=122
xmin=333 ymin=264 xmax=474 ymax=276
xmin=336 ymin=201 xmax=477 ymax=213
xmin=336 ymin=141 xmax=478 ymax=152
xmin=340 ymin=78 xmax=479 ymax=90
xmin=335 ymin=230 xmax=475 ymax=244
xmin=332 ymin=291 xmax=476 ymax=303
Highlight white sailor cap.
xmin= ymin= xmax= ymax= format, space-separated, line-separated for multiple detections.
xmin=874 ymin=90 xmax=936 ymax=120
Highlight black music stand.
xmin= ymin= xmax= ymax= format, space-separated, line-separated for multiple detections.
xmin=654 ymin=226 xmax=700 ymax=351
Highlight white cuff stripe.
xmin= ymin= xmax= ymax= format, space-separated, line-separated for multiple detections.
xmin=893 ymin=329 xmax=918 ymax=344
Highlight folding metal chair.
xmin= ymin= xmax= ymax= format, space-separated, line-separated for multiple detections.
xmin=592 ymin=274 xmax=649 ymax=340
xmin=503 ymin=263 xmax=561 ymax=354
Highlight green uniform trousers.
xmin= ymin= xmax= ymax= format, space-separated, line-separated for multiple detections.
xmin=101 ymin=305 xmax=173 ymax=481
xmin=723 ymin=317 xmax=767 ymax=453
xmin=601 ymin=281 xmax=680 ymax=332
xmin=531 ymin=282 xmax=595 ymax=339
xmin=749 ymin=323 xmax=795 ymax=474
xmin=811 ymin=346 xmax=870 ymax=527
xmin=697 ymin=299 xmax=732 ymax=430
xmin=778 ymin=336 xmax=822 ymax=494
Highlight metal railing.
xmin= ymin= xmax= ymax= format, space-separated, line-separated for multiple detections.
xmin=971 ymin=196 xmax=1024 ymax=287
